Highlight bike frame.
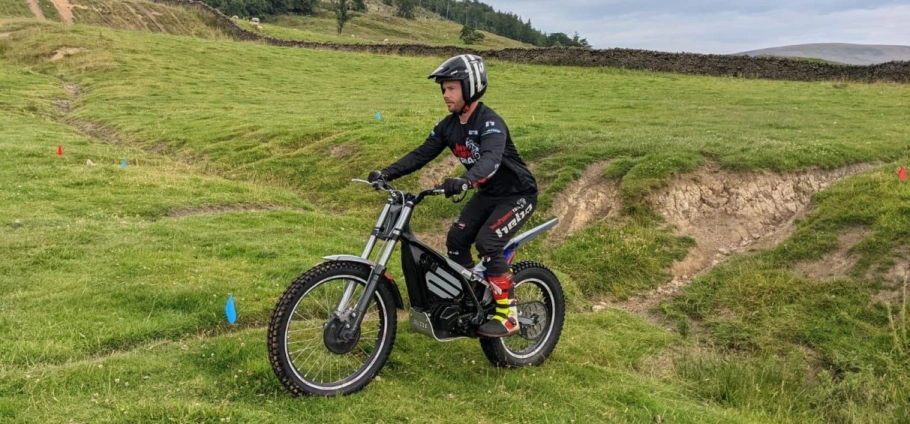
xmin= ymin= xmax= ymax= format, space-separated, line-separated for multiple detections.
xmin=328 ymin=181 xmax=557 ymax=340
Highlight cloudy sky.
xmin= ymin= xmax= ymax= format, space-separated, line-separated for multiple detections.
xmin=480 ymin=1 xmax=910 ymax=54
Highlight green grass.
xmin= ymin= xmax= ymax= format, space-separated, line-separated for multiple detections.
xmin=2 ymin=16 xmax=910 ymax=422
xmin=0 ymin=0 xmax=33 ymax=18
xmin=67 ymin=0 xmax=231 ymax=38
xmin=243 ymin=10 xmax=530 ymax=49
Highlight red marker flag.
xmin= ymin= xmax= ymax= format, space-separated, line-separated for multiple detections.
xmin=899 ymin=166 xmax=908 ymax=182
xmin=57 ymin=145 xmax=63 ymax=156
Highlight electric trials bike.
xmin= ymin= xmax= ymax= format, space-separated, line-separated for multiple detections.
xmin=267 ymin=179 xmax=565 ymax=396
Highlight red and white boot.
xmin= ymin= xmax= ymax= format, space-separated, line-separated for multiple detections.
xmin=477 ymin=273 xmax=520 ymax=337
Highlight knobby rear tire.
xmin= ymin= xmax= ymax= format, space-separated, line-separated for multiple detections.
xmin=479 ymin=261 xmax=565 ymax=368
xmin=267 ymin=261 xmax=397 ymax=396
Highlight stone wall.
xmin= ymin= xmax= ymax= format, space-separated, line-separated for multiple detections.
xmin=155 ymin=0 xmax=910 ymax=84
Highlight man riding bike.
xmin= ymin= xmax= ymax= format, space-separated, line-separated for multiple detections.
xmin=367 ymin=54 xmax=539 ymax=337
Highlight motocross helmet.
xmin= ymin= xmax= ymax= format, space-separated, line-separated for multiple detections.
xmin=428 ymin=54 xmax=487 ymax=107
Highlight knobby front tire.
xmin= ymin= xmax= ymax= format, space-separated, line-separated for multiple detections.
xmin=267 ymin=261 xmax=397 ymax=396
xmin=480 ymin=261 xmax=566 ymax=368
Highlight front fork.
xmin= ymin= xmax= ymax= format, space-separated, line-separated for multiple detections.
xmin=335 ymin=201 xmax=410 ymax=340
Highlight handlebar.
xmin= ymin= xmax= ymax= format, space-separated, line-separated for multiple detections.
xmin=351 ymin=178 xmax=447 ymax=204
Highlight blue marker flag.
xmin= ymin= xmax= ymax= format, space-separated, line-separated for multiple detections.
xmin=121 ymin=158 xmax=128 ymax=169
xmin=225 ymin=295 xmax=237 ymax=325
xmin=375 ymin=112 xmax=381 ymax=121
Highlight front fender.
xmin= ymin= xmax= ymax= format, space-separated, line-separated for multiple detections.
xmin=322 ymin=255 xmax=405 ymax=309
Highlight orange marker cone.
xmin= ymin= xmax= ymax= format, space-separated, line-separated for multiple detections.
xmin=899 ymin=166 xmax=907 ymax=182
xmin=57 ymin=145 xmax=63 ymax=156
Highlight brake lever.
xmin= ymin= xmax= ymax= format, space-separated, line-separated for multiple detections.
xmin=352 ymin=178 xmax=388 ymax=191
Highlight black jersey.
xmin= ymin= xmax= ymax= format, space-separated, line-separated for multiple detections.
xmin=383 ymin=103 xmax=538 ymax=198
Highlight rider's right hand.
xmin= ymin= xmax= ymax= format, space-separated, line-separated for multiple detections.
xmin=367 ymin=170 xmax=388 ymax=184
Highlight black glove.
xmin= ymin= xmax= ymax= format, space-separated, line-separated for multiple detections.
xmin=441 ymin=177 xmax=471 ymax=197
xmin=367 ymin=170 xmax=388 ymax=183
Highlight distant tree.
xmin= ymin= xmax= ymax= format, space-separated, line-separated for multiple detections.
xmin=207 ymin=0 xmax=317 ymax=18
xmin=417 ymin=0 xmax=590 ymax=48
xmin=395 ymin=0 xmax=416 ymax=19
xmin=244 ymin=0 xmax=271 ymax=17
xmin=290 ymin=0 xmax=317 ymax=14
xmin=352 ymin=0 xmax=367 ymax=12
xmin=572 ymin=32 xmax=591 ymax=48
xmin=336 ymin=0 xmax=350 ymax=34
xmin=459 ymin=24 xmax=484 ymax=44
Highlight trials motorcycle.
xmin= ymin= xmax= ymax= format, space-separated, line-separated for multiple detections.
xmin=267 ymin=179 xmax=565 ymax=396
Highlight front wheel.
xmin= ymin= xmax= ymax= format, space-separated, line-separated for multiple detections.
xmin=267 ymin=261 xmax=397 ymax=396
xmin=480 ymin=261 xmax=566 ymax=368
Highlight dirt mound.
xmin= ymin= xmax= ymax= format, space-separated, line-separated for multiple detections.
xmin=50 ymin=47 xmax=85 ymax=61
xmin=794 ymin=227 xmax=868 ymax=280
xmin=552 ymin=162 xmax=874 ymax=315
xmin=649 ymin=163 xmax=873 ymax=280
xmin=547 ymin=162 xmax=621 ymax=243
xmin=418 ymin=155 xmax=460 ymax=188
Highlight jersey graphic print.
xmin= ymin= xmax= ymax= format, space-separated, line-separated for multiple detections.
xmin=453 ymin=138 xmax=481 ymax=165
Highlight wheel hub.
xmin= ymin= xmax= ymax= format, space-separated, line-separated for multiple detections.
xmin=518 ymin=301 xmax=547 ymax=340
xmin=323 ymin=316 xmax=360 ymax=354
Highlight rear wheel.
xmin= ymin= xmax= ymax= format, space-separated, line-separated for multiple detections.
xmin=267 ymin=261 xmax=397 ymax=396
xmin=480 ymin=261 xmax=565 ymax=368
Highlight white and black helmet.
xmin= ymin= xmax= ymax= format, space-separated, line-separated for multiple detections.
xmin=428 ymin=54 xmax=487 ymax=105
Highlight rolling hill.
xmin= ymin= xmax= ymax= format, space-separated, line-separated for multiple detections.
xmin=737 ymin=43 xmax=910 ymax=65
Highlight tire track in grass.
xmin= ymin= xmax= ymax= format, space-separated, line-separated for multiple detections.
xmin=27 ymin=0 xmax=46 ymax=20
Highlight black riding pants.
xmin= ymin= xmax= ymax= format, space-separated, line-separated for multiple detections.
xmin=445 ymin=193 xmax=537 ymax=276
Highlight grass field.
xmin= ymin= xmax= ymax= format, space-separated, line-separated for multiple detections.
xmin=2 ymin=11 xmax=910 ymax=423
xmin=240 ymin=9 xmax=530 ymax=49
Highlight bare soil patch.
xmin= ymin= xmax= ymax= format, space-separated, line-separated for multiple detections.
xmin=63 ymin=83 xmax=82 ymax=97
xmin=0 ymin=33 xmax=11 ymax=39
xmin=546 ymin=162 xmax=621 ymax=243
xmin=27 ymin=0 xmax=46 ymax=20
xmin=329 ymin=143 xmax=358 ymax=160
xmin=649 ymin=163 xmax=873 ymax=281
xmin=885 ymin=254 xmax=910 ymax=285
xmin=123 ymin=4 xmax=150 ymax=31
xmin=794 ymin=227 xmax=868 ymax=280
xmin=418 ymin=155 xmax=460 ymax=188
xmin=870 ymin=251 xmax=910 ymax=306
xmin=53 ymin=99 xmax=72 ymax=114
xmin=50 ymin=47 xmax=85 ymax=61
xmin=50 ymin=0 xmax=75 ymax=24
xmin=137 ymin=4 xmax=166 ymax=32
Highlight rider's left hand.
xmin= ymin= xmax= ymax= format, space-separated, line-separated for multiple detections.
xmin=441 ymin=177 xmax=471 ymax=197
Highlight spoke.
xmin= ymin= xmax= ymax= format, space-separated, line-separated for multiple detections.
xmin=341 ymin=353 xmax=362 ymax=376
xmin=315 ymin=350 xmax=330 ymax=382
xmin=287 ymin=323 xmax=323 ymax=334
xmin=298 ymin=341 xmax=325 ymax=378
xmin=290 ymin=339 xmax=321 ymax=362
xmin=360 ymin=329 xmax=379 ymax=338
xmin=287 ymin=337 xmax=321 ymax=348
